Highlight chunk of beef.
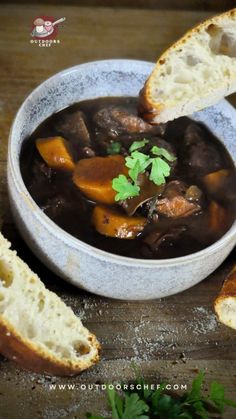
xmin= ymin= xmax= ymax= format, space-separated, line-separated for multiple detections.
xmin=157 ymin=196 xmax=198 ymax=219
xmin=81 ymin=146 xmax=96 ymax=158
xmin=93 ymin=106 xmax=166 ymax=137
xmin=143 ymin=225 xmax=187 ymax=253
xmin=56 ymin=111 xmax=91 ymax=147
xmin=155 ymin=181 xmax=202 ymax=218
xmin=181 ymin=123 xmax=222 ymax=176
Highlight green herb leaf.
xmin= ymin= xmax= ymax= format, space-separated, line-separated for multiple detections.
xmin=107 ymin=141 xmax=122 ymax=155
xmin=122 ymin=393 xmax=149 ymax=419
xmin=149 ymin=157 xmax=171 ymax=185
xmin=129 ymin=139 xmax=149 ymax=152
xmin=151 ymin=383 xmax=166 ymax=409
xmin=128 ymin=160 xmax=142 ymax=182
xmin=111 ymin=140 xmax=173 ymax=199
xmin=209 ymin=381 xmax=227 ymax=413
xmin=115 ymin=391 xmax=124 ymax=417
xmin=191 ymin=401 xmax=208 ymax=419
xmin=125 ymin=151 xmax=152 ymax=185
xmin=187 ymin=370 xmax=205 ymax=402
xmin=87 ymin=371 xmax=236 ymax=419
xmin=107 ymin=388 xmax=122 ymax=419
xmin=112 ymin=175 xmax=140 ymax=201
xmin=151 ymin=146 xmax=176 ymax=162
xmin=86 ymin=414 xmax=106 ymax=419
xmin=125 ymin=151 xmax=151 ymax=173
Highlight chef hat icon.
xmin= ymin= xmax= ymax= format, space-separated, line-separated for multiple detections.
xmin=33 ymin=17 xmax=45 ymax=26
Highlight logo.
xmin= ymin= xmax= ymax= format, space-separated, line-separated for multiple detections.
xmin=30 ymin=16 xmax=66 ymax=47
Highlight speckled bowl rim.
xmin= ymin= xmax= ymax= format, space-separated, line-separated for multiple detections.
xmin=8 ymin=59 xmax=236 ymax=268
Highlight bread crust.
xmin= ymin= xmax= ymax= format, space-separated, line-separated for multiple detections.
xmin=138 ymin=85 xmax=164 ymax=122
xmin=139 ymin=8 xmax=236 ymax=123
xmin=0 ymin=232 xmax=100 ymax=376
xmin=214 ymin=264 xmax=236 ymax=329
xmin=0 ymin=316 xmax=100 ymax=376
xmin=215 ymin=264 xmax=236 ymax=303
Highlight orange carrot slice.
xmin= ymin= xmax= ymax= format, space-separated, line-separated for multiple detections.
xmin=92 ymin=205 xmax=147 ymax=239
xmin=73 ymin=155 xmax=128 ymax=204
xmin=36 ymin=136 xmax=75 ymax=171
xmin=208 ymin=201 xmax=229 ymax=233
xmin=203 ymin=169 xmax=229 ymax=194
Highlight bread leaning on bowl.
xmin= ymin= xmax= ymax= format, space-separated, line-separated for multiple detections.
xmin=215 ymin=264 xmax=236 ymax=330
xmin=139 ymin=8 xmax=236 ymax=123
xmin=0 ymin=232 xmax=100 ymax=376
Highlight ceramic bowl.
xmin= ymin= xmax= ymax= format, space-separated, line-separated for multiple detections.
xmin=7 ymin=59 xmax=236 ymax=300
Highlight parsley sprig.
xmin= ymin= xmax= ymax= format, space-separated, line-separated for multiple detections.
xmin=112 ymin=175 xmax=140 ymax=201
xmin=87 ymin=371 xmax=236 ymax=419
xmin=129 ymin=139 xmax=149 ymax=153
xmin=112 ymin=139 xmax=176 ymax=202
xmin=126 ymin=151 xmax=151 ymax=183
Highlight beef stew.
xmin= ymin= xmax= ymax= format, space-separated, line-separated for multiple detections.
xmin=20 ymin=97 xmax=236 ymax=259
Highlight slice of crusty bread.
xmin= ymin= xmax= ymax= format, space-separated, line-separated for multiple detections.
xmin=139 ymin=8 xmax=236 ymax=123
xmin=0 ymin=232 xmax=100 ymax=376
xmin=215 ymin=264 xmax=236 ymax=330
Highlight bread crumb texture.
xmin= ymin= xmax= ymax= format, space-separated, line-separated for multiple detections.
xmin=146 ymin=9 xmax=236 ymax=122
xmin=0 ymin=232 xmax=100 ymax=375
xmin=215 ymin=264 xmax=236 ymax=330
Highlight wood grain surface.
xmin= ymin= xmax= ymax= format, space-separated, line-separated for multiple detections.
xmin=0 ymin=4 xmax=236 ymax=418
xmin=4 ymin=0 xmax=236 ymax=12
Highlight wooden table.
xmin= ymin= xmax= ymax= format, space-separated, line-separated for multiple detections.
xmin=0 ymin=4 xmax=236 ymax=418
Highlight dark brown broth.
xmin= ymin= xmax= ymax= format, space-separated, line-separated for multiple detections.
xmin=20 ymin=97 xmax=236 ymax=259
